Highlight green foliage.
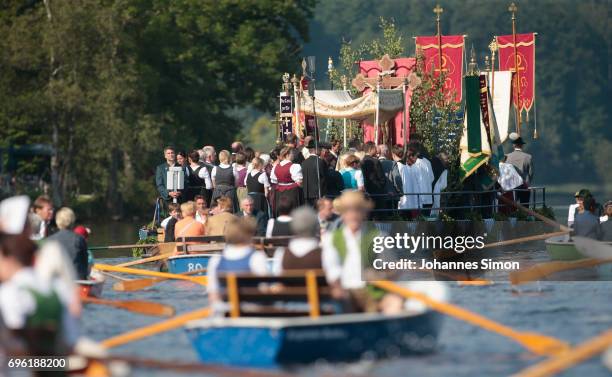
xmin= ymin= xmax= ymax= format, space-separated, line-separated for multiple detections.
xmin=244 ymin=115 xmax=278 ymax=153
xmin=132 ymin=236 xmax=157 ymax=258
xmin=0 ymin=0 xmax=316 ymax=216
xmin=535 ymin=206 xmax=556 ymax=221
xmin=327 ymin=18 xmax=406 ymax=143
xmin=409 ymin=52 xmax=462 ymax=180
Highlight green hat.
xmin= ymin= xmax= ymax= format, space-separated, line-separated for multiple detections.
xmin=574 ymin=189 xmax=592 ymax=198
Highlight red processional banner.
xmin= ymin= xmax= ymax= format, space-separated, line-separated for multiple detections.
xmin=415 ymin=35 xmax=465 ymax=103
xmin=497 ymin=33 xmax=535 ymax=114
xmin=359 ymin=57 xmax=416 ymax=145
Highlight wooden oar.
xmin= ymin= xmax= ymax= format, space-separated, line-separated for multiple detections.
xmin=482 ymin=230 xmax=569 ymax=249
xmin=114 ymin=253 xmax=170 ymax=268
xmin=372 ymin=280 xmax=570 ymax=356
xmin=113 ymin=268 xmax=207 ymax=292
xmin=93 ymin=264 xmax=207 ymax=285
xmin=497 ymin=195 xmax=570 ymax=232
xmin=89 ymin=243 xmax=159 ymax=251
xmin=82 ymin=297 xmax=175 ymax=317
xmin=511 ymin=330 xmax=612 ymax=377
xmin=96 ymin=271 xmax=131 ymax=281
xmin=509 ymin=258 xmax=612 ymax=285
xmin=102 ymin=307 xmax=212 ymax=348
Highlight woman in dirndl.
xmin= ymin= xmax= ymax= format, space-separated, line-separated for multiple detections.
xmin=211 ymin=150 xmax=239 ymax=213
xmin=234 ymin=152 xmax=249 ymax=205
xmin=245 ymin=157 xmax=271 ymax=216
xmin=270 ymin=147 xmax=302 ymax=217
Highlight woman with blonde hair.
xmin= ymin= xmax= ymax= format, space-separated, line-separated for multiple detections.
xmin=211 ymin=150 xmax=239 ymax=213
xmin=336 ymin=153 xmax=351 ymax=172
xmin=245 ymin=157 xmax=271 ymax=215
xmin=339 ymin=154 xmax=365 ymax=192
xmin=174 ymin=201 xmax=205 ymax=239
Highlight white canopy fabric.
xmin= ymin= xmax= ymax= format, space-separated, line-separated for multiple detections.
xmin=298 ymin=89 xmax=404 ymax=124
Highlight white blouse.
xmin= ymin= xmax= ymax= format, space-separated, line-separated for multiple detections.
xmin=270 ymin=160 xmax=302 ymax=184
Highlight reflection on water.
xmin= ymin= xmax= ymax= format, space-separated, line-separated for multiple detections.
xmin=85 ymin=220 xmax=142 ymax=258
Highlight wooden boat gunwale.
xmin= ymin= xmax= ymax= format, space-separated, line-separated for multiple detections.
xmin=185 ymin=309 xmax=431 ymax=329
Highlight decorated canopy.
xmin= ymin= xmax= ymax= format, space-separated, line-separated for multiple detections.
xmin=298 ymin=89 xmax=405 ymax=125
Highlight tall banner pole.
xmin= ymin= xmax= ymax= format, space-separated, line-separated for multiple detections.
xmin=341 ymin=75 xmax=348 ymax=148
xmin=374 ymin=80 xmax=380 ymax=144
xmin=489 ymin=37 xmax=498 ymax=100
xmin=509 ymin=2 xmax=522 ymax=135
xmin=434 ymin=4 xmax=444 ymax=72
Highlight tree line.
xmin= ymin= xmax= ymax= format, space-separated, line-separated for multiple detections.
xmin=302 ymin=0 xmax=610 ymax=186
xmin=0 ymin=0 xmax=315 ymax=217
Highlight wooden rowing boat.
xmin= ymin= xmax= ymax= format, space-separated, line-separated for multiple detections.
xmin=185 ymin=310 xmax=442 ymax=368
xmin=167 ymin=253 xmax=214 ymax=275
xmin=77 ymin=277 xmax=105 ymax=299
xmin=545 ymin=235 xmax=612 ymax=261
xmin=184 ymin=270 xmax=443 ymax=368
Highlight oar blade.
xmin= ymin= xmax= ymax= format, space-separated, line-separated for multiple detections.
xmin=116 ymin=300 xmax=176 ymax=317
xmin=518 ymin=332 xmax=571 ymax=357
xmin=113 ymin=278 xmax=164 ymax=292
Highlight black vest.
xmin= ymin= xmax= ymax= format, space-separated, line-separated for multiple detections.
xmin=271 ymin=220 xmax=292 ymax=236
xmin=246 ymin=171 xmax=265 ymax=193
xmin=188 ymin=165 xmax=206 ymax=188
xmin=215 ymin=166 xmax=235 ymax=187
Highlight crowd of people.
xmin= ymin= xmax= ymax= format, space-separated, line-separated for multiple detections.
xmin=155 ymin=134 xmax=454 ymax=244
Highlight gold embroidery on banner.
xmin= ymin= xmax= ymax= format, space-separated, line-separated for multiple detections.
xmin=496 ymin=41 xmax=535 ymax=48
xmin=416 ymin=43 xmax=465 ymax=49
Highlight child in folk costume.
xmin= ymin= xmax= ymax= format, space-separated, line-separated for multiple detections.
xmin=270 ymin=147 xmax=303 ymax=217
xmin=245 ymin=157 xmax=271 ymax=216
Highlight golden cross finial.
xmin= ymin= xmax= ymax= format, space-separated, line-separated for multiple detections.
xmin=488 ymin=37 xmax=498 ymax=53
xmin=508 ymin=2 xmax=517 ymax=19
xmin=433 ymin=4 xmax=443 ymax=21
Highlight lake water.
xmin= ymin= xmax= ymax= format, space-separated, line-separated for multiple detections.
xmin=82 ymin=192 xmax=611 ymax=376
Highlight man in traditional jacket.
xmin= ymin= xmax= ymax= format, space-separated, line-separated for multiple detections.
xmin=155 ymin=146 xmax=186 ymax=204
xmin=505 ymin=134 xmax=534 ymax=206
xmin=301 ymin=141 xmax=328 ymax=207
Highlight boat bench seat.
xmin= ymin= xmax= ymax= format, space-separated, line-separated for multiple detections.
xmin=219 ymin=270 xmax=337 ymax=318
xmin=177 ymin=236 xmax=291 ymax=256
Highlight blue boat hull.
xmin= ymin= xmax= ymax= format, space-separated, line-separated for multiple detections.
xmin=167 ymin=254 xmax=212 ymax=275
xmin=185 ymin=311 xmax=442 ymax=368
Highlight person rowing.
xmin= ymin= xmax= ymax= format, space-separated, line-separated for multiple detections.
xmin=568 ymin=189 xmax=591 ymax=227
xmin=272 ymin=206 xmax=322 ymax=275
xmin=207 ymin=217 xmax=268 ymax=310
xmin=321 ymin=191 xmax=386 ymax=313
xmin=572 ymin=196 xmax=603 ymax=240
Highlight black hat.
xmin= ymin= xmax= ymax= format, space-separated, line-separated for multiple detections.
xmin=512 ymin=137 xmax=525 ymax=146
xmin=306 ymin=140 xmax=317 ymax=149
